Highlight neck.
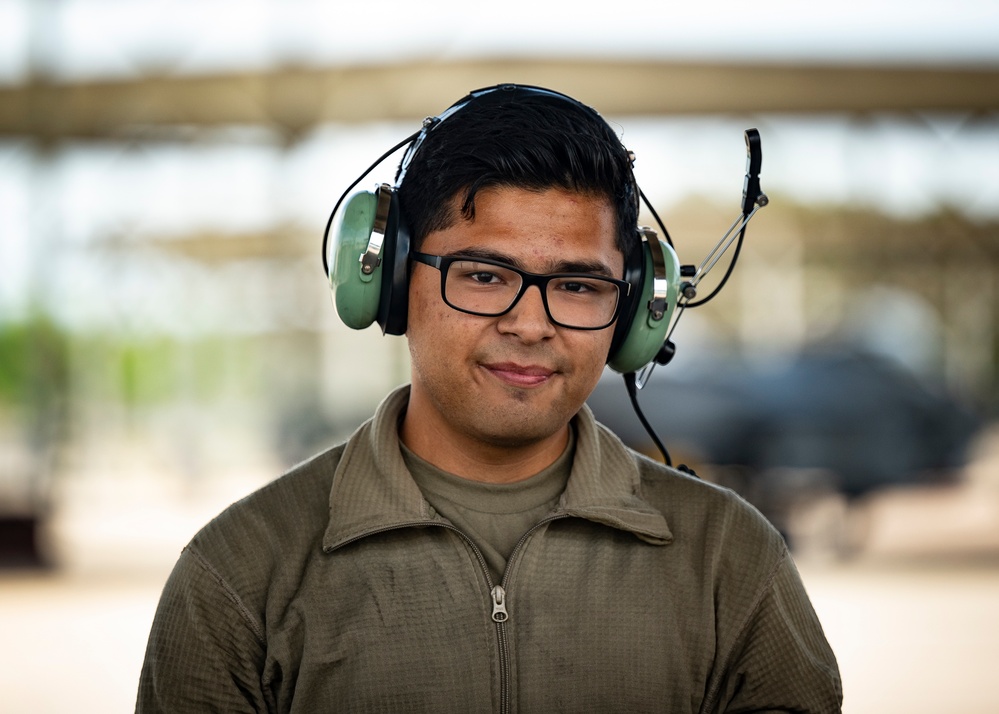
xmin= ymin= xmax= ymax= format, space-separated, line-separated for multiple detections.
xmin=400 ymin=411 xmax=570 ymax=485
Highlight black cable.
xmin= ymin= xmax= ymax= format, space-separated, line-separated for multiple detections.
xmin=640 ymin=184 xmax=749 ymax=310
xmin=623 ymin=372 xmax=700 ymax=478
xmin=623 ymin=371 xmax=672 ymax=467
xmin=638 ymin=187 xmax=675 ymax=248
xmin=321 ymin=129 xmax=422 ymax=276
xmin=682 ymin=225 xmax=747 ymax=308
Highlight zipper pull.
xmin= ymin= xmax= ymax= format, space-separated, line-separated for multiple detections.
xmin=491 ymin=585 xmax=509 ymax=623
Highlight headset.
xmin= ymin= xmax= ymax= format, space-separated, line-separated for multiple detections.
xmin=322 ymin=83 xmax=680 ymax=375
xmin=320 ymin=83 xmax=768 ymax=465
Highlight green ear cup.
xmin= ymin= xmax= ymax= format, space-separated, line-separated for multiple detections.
xmin=329 ymin=190 xmax=383 ymax=329
xmin=607 ymin=236 xmax=680 ymax=374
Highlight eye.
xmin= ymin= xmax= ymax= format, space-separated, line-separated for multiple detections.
xmin=451 ymin=260 xmax=518 ymax=288
xmin=552 ymin=277 xmax=615 ymax=297
xmin=469 ymin=270 xmax=502 ymax=285
xmin=560 ymin=280 xmax=595 ymax=294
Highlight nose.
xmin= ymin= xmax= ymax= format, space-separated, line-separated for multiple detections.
xmin=496 ymin=284 xmax=557 ymax=342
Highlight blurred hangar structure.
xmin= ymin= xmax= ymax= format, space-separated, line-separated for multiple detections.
xmin=2 ymin=50 xmax=999 ymax=566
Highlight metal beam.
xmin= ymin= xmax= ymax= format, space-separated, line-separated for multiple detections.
xmin=3 ymin=58 xmax=999 ymax=141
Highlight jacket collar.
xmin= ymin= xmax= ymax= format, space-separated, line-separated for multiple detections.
xmin=323 ymin=386 xmax=672 ymax=552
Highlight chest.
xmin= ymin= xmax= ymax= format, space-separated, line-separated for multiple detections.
xmin=262 ymin=522 xmax=718 ymax=713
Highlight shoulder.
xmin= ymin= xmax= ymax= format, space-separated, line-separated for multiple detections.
xmin=183 ymin=444 xmax=346 ymax=602
xmin=197 ymin=444 xmax=344 ymax=542
xmin=633 ymin=451 xmax=788 ymax=572
xmin=631 ymin=454 xmax=836 ymax=690
xmin=140 ymin=446 xmax=349 ymax=710
xmin=584 ymin=415 xmax=785 ymax=563
xmin=638 ymin=452 xmax=779 ymax=531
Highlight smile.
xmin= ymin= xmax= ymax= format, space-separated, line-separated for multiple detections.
xmin=481 ymin=362 xmax=557 ymax=388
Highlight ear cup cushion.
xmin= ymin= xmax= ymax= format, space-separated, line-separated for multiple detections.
xmin=607 ymin=237 xmax=680 ymax=374
xmin=376 ymin=190 xmax=410 ymax=336
xmin=329 ymin=190 xmax=383 ymax=329
xmin=607 ymin=235 xmax=646 ymax=363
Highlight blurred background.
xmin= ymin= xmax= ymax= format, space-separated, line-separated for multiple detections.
xmin=1 ymin=0 xmax=998 ymax=711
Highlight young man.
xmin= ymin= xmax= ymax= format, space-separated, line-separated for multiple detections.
xmin=137 ymin=85 xmax=842 ymax=713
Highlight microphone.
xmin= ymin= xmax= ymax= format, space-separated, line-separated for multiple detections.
xmin=742 ymin=128 xmax=768 ymax=215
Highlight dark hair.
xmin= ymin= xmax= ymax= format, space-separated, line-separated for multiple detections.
xmin=396 ymin=87 xmax=640 ymax=263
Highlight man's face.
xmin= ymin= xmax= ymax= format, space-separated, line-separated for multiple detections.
xmin=404 ymin=186 xmax=623 ymax=458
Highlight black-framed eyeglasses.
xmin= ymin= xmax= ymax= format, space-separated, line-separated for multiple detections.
xmin=411 ymin=252 xmax=631 ymax=330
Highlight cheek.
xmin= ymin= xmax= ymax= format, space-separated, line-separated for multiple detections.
xmin=407 ymin=272 xmax=445 ymax=325
xmin=571 ymin=320 xmax=615 ymax=355
xmin=407 ymin=276 xmax=467 ymax=352
xmin=569 ymin=331 xmax=615 ymax=380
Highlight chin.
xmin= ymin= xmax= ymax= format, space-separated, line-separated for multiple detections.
xmin=467 ymin=411 xmax=570 ymax=449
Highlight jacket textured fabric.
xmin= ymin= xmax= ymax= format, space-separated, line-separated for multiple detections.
xmin=137 ymin=386 xmax=842 ymax=713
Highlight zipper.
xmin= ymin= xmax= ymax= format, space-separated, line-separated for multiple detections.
xmin=491 ymin=585 xmax=509 ymax=622
xmin=492 ymin=585 xmax=511 ymax=714
xmin=331 ymin=522 xmax=505 ymax=706
xmin=330 ymin=514 xmax=568 ymax=714
xmin=492 ymin=514 xmax=568 ymax=714
xmin=500 ymin=513 xmax=567 ymax=589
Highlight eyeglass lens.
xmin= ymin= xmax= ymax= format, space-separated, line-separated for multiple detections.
xmin=443 ymin=259 xmax=620 ymax=329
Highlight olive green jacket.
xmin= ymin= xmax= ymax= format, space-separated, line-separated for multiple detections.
xmin=137 ymin=386 xmax=841 ymax=713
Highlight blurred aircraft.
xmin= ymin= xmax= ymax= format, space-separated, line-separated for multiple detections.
xmin=587 ymin=345 xmax=983 ymax=554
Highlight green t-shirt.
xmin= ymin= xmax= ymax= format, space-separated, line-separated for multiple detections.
xmin=402 ymin=431 xmax=574 ymax=584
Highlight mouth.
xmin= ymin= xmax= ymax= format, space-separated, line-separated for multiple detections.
xmin=481 ymin=362 xmax=558 ymax=388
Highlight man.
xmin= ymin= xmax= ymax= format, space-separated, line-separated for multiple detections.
xmin=137 ymin=85 xmax=842 ymax=713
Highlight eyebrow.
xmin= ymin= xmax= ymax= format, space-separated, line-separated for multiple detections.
xmin=446 ymin=247 xmax=618 ymax=277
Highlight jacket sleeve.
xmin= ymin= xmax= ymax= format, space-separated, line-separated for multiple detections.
xmin=711 ymin=553 xmax=843 ymax=714
xmin=136 ymin=546 xmax=268 ymax=713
